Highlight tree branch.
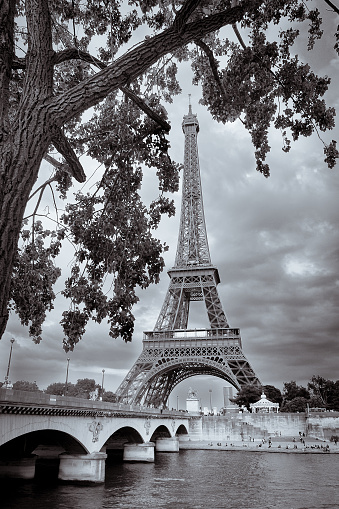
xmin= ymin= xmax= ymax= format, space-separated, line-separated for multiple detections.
xmin=13 ymin=48 xmax=107 ymax=70
xmin=195 ymin=39 xmax=227 ymax=100
xmin=52 ymin=48 xmax=107 ymax=69
xmin=323 ymin=0 xmax=339 ymax=15
xmin=13 ymin=47 xmax=172 ymax=133
xmin=12 ymin=56 xmax=26 ymax=69
xmin=232 ymin=23 xmax=247 ymax=50
xmin=44 ymin=153 xmax=64 ymax=170
xmin=51 ymin=127 xmax=86 ymax=183
xmin=49 ymin=4 xmax=245 ymax=126
xmin=56 ymin=52 xmax=172 ymax=132
xmin=28 ymin=174 xmax=57 ymax=201
xmin=173 ymin=0 xmax=202 ymax=33
xmin=120 ymin=86 xmax=171 ymax=132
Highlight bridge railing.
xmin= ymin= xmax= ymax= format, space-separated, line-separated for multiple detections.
xmin=0 ymin=388 xmax=187 ymax=417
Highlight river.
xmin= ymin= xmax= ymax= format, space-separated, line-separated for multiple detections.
xmin=1 ymin=450 xmax=338 ymax=509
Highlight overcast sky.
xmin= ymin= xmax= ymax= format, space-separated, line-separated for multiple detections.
xmin=1 ymin=5 xmax=338 ymax=410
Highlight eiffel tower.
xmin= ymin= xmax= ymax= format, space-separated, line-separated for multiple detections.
xmin=116 ymin=104 xmax=261 ymax=406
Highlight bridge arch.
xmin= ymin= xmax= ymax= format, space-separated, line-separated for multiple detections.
xmin=0 ymin=429 xmax=88 ymax=459
xmin=175 ymin=424 xmax=188 ymax=436
xmin=102 ymin=425 xmax=144 ymax=453
xmin=150 ymin=424 xmax=171 ymax=442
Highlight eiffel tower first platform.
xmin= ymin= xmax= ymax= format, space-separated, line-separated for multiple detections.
xmin=116 ymin=104 xmax=261 ymax=406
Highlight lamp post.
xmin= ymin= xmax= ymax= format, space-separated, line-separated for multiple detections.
xmin=209 ymin=389 xmax=212 ymax=414
xmin=4 ymin=338 xmax=15 ymax=388
xmin=101 ymin=369 xmax=105 ymax=400
xmin=64 ymin=358 xmax=70 ymax=396
xmin=177 ymin=395 xmax=179 ymax=411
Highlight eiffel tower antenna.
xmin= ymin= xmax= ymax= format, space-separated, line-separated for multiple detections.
xmin=116 ymin=104 xmax=261 ymax=406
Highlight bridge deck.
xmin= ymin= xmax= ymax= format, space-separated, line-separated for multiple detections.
xmin=0 ymin=389 xmax=190 ymax=419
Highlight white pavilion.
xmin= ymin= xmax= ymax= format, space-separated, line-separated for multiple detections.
xmin=250 ymin=392 xmax=279 ymax=413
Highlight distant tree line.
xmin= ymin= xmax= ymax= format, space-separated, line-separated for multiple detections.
xmin=231 ymin=376 xmax=339 ymax=412
xmin=0 ymin=377 xmax=117 ymax=402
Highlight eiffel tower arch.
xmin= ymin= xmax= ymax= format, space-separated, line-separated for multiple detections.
xmin=116 ymin=104 xmax=261 ymax=406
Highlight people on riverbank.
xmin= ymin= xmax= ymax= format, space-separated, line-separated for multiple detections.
xmin=180 ymin=436 xmax=338 ymax=453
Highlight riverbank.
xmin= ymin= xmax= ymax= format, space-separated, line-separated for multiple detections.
xmin=180 ymin=436 xmax=339 ymax=454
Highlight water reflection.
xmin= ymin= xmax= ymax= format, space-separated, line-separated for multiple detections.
xmin=1 ymin=451 xmax=338 ymax=509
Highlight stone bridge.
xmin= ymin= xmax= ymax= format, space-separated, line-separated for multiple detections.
xmin=0 ymin=389 xmax=190 ymax=483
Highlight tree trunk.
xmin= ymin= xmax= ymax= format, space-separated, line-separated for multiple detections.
xmin=0 ymin=114 xmax=52 ymax=338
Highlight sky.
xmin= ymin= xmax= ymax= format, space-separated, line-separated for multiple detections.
xmin=1 ymin=3 xmax=338 ymax=410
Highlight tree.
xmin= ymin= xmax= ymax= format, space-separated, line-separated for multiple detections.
xmin=102 ymin=391 xmax=117 ymax=403
xmin=280 ymin=396 xmax=309 ymax=413
xmin=12 ymin=380 xmax=40 ymax=392
xmin=231 ymin=384 xmax=261 ymax=410
xmin=73 ymin=378 xmax=99 ymax=399
xmin=45 ymin=378 xmax=99 ymax=398
xmin=263 ymin=384 xmax=282 ymax=405
xmin=45 ymin=382 xmax=68 ymax=396
xmin=1 ymin=1 xmax=338 ymax=350
xmin=282 ymin=381 xmax=310 ymax=401
xmin=308 ymin=375 xmax=334 ymax=406
xmin=308 ymin=376 xmax=339 ymax=411
xmin=327 ymin=380 xmax=339 ymax=411
xmin=280 ymin=376 xmax=339 ymax=412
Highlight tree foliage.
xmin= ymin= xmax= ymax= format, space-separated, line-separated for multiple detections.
xmin=102 ymin=391 xmax=117 ymax=402
xmin=231 ymin=383 xmax=282 ymax=410
xmin=308 ymin=375 xmax=339 ymax=410
xmin=282 ymin=380 xmax=310 ymax=401
xmin=46 ymin=377 xmax=100 ymax=398
xmin=281 ymin=396 xmax=310 ymax=412
xmin=1 ymin=0 xmax=338 ymax=350
xmin=45 ymin=382 xmax=66 ymax=396
xmin=262 ymin=384 xmax=282 ymax=404
xmin=12 ymin=380 xmax=40 ymax=392
xmin=280 ymin=377 xmax=339 ymax=412
xmin=232 ymin=377 xmax=339 ymax=412
xmin=231 ymin=383 xmax=261 ymax=410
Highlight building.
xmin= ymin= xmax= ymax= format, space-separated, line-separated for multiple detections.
xmin=250 ymin=392 xmax=279 ymax=413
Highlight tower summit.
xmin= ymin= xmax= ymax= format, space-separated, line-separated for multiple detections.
xmin=116 ymin=106 xmax=261 ymax=406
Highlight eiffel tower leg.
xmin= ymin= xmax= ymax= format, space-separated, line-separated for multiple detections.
xmin=227 ymin=358 xmax=261 ymax=387
xmin=115 ymin=352 xmax=154 ymax=404
xmin=142 ymin=372 xmax=175 ymax=407
xmin=202 ymin=285 xmax=229 ymax=328
xmin=174 ymin=293 xmax=190 ymax=330
xmin=154 ymin=284 xmax=190 ymax=331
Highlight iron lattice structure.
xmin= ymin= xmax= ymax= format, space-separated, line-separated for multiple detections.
xmin=116 ymin=106 xmax=261 ymax=406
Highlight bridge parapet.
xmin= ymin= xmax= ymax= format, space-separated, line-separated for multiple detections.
xmin=0 ymin=389 xmax=187 ymax=419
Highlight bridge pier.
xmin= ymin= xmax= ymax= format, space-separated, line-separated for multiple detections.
xmin=123 ymin=442 xmax=155 ymax=462
xmin=0 ymin=456 xmax=36 ymax=479
xmin=178 ymin=434 xmax=190 ymax=446
xmin=58 ymin=452 xmax=107 ymax=483
xmin=155 ymin=436 xmax=179 ymax=452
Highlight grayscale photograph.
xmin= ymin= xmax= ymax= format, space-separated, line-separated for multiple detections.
xmin=0 ymin=1 xmax=338 ymax=508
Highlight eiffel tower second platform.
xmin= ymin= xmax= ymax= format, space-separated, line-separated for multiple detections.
xmin=116 ymin=105 xmax=261 ymax=406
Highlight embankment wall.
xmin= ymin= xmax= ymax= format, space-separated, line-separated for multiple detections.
xmin=187 ymin=413 xmax=339 ymax=441
xmin=307 ymin=414 xmax=339 ymax=440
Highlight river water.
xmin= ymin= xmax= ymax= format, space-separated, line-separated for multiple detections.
xmin=1 ymin=450 xmax=338 ymax=509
